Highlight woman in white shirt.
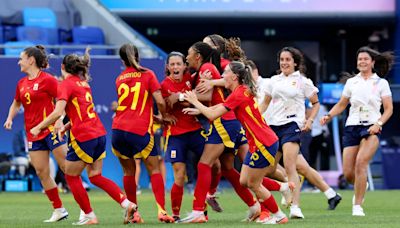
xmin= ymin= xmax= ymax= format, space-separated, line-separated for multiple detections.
xmin=260 ymin=47 xmax=341 ymax=219
xmin=320 ymin=46 xmax=394 ymax=216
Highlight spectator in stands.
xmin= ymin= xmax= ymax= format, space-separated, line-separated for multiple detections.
xmin=3 ymin=45 xmax=69 ymax=223
xmin=320 ymin=46 xmax=394 ymax=216
xmin=111 ymin=43 xmax=175 ymax=223
xmin=259 ymin=47 xmax=342 ymax=219
xmin=30 ymin=48 xmax=137 ymax=225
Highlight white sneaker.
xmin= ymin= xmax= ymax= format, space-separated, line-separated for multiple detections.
xmin=43 ymin=208 xmax=69 ymax=222
xmin=352 ymin=205 xmax=365 ymax=216
xmin=289 ymin=205 xmax=304 ymax=219
xmin=280 ymin=182 xmax=295 ymax=208
xmin=72 ymin=215 xmax=98 ymax=225
xmin=241 ymin=201 xmax=261 ymax=222
xmin=262 ymin=214 xmax=289 ymax=224
xmin=177 ymin=211 xmax=207 ymax=223
xmin=79 ymin=210 xmax=85 ymax=221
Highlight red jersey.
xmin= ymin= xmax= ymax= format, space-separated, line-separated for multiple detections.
xmin=161 ymin=72 xmax=201 ymax=135
xmin=57 ymin=76 xmax=106 ymax=142
xmin=224 ymin=85 xmax=278 ymax=152
xmin=197 ymin=63 xmax=235 ymax=120
xmin=112 ymin=67 xmax=161 ymax=135
xmin=220 ymin=58 xmax=230 ymax=71
xmin=14 ymin=71 xmax=57 ymax=141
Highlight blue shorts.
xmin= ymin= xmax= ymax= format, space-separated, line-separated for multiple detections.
xmin=206 ymin=118 xmax=243 ymax=152
xmin=28 ymin=132 xmax=67 ymax=152
xmin=342 ymin=125 xmax=380 ymax=148
xmin=164 ymin=129 xmax=205 ymax=163
xmin=243 ymin=141 xmax=278 ymax=169
xmin=112 ymin=129 xmax=158 ymax=160
xmin=270 ymin=122 xmax=301 ymax=152
xmin=234 ymin=126 xmax=248 ymax=149
xmin=67 ymin=135 xmax=106 ymax=163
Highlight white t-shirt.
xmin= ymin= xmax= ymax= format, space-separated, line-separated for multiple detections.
xmin=265 ymin=71 xmax=319 ymax=128
xmin=342 ymin=73 xmax=391 ymax=126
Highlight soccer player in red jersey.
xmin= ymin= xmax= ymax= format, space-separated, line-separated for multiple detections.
xmin=3 ymin=45 xmax=69 ymax=223
xmin=30 ymin=49 xmax=137 ymax=225
xmin=160 ymin=52 xmax=206 ymax=221
xmin=183 ymin=61 xmax=289 ymax=224
xmin=111 ymin=44 xmax=175 ymax=223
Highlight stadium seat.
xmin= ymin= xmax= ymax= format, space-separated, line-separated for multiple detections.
xmin=23 ymin=7 xmax=57 ymax=29
xmin=16 ymin=26 xmax=59 ymax=45
xmin=4 ymin=41 xmax=34 ymax=56
xmin=71 ymin=26 xmax=108 ymax=55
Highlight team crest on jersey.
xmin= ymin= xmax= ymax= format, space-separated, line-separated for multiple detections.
xmin=33 ymin=83 xmax=39 ymax=91
xmin=171 ymin=150 xmax=177 ymax=158
xmin=291 ymin=81 xmax=296 ymax=86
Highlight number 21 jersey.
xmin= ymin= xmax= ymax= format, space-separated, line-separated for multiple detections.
xmin=112 ymin=67 xmax=161 ymax=136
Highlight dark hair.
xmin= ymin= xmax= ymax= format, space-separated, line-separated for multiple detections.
xmin=165 ymin=51 xmax=186 ymax=76
xmin=277 ymin=47 xmax=306 ymax=74
xmin=119 ymin=43 xmax=145 ymax=72
xmin=205 ymin=34 xmax=226 ymax=55
xmin=229 ymin=61 xmax=257 ymax=96
xmin=357 ymin=46 xmax=394 ymax=77
xmin=190 ymin=41 xmax=222 ymax=73
xmin=62 ymin=47 xmax=91 ymax=81
xmin=225 ymin=37 xmax=246 ymax=62
xmin=23 ymin=45 xmax=48 ymax=69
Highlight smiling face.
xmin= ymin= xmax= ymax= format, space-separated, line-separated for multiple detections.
xmin=167 ymin=55 xmax=186 ymax=81
xmin=18 ymin=52 xmax=33 ymax=73
xmin=357 ymin=52 xmax=374 ymax=75
xmin=279 ymin=51 xmax=296 ymax=76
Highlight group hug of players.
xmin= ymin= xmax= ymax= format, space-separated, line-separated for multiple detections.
xmin=4 ymin=33 xmax=393 ymax=225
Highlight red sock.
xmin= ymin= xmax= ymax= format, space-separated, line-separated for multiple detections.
xmin=209 ymin=171 xmax=221 ymax=195
xmin=89 ymin=174 xmax=126 ymax=204
xmin=193 ymin=162 xmax=212 ymax=211
xmin=123 ymin=176 xmax=137 ymax=204
xmin=65 ymin=175 xmax=92 ymax=214
xmin=222 ymin=168 xmax=256 ymax=207
xmin=44 ymin=187 xmax=62 ymax=209
xmin=150 ymin=173 xmax=166 ymax=211
xmin=262 ymin=177 xmax=281 ymax=191
xmin=171 ymin=183 xmax=184 ymax=216
xmin=261 ymin=195 xmax=279 ymax=213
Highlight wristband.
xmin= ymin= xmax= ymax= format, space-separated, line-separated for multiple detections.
xmin=178 ymin=93 xmax=185 ymax=102
xmin=59 ymin=115 xmax=65 ymax=120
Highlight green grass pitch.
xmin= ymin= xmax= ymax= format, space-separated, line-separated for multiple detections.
xmin=0 ymin=189 xmax=399 ymax=227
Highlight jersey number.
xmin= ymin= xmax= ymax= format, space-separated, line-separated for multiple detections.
xmin=24 ymin=92 xmax=31 ymax=104
xmin=117 ymin=82 xmax=148 ymax=112
xmin=72 ymin=92 xmax=96 ymax=121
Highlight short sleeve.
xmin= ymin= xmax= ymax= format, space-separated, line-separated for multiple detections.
xmin=303 ymin=78 xmax=319 ymax=98
xmin=14 ymin=83 xmax=21 ymax=102
xmin=380 ymin=79 xmax=392 ymax=97
xmin=224 ymin=87 xmax=244 ymax=111
xmin=148 ymin=71 xmax=161 ymax=94
xmin=342 ymin=80 xmax=351 ymax=98
xmin=265 ymin=78 xmax=273 ymax=96
xmin=160 ymin=80 xmax=170 ymax=98
xmin=57 ymin=80 xmax=72 ymax=101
